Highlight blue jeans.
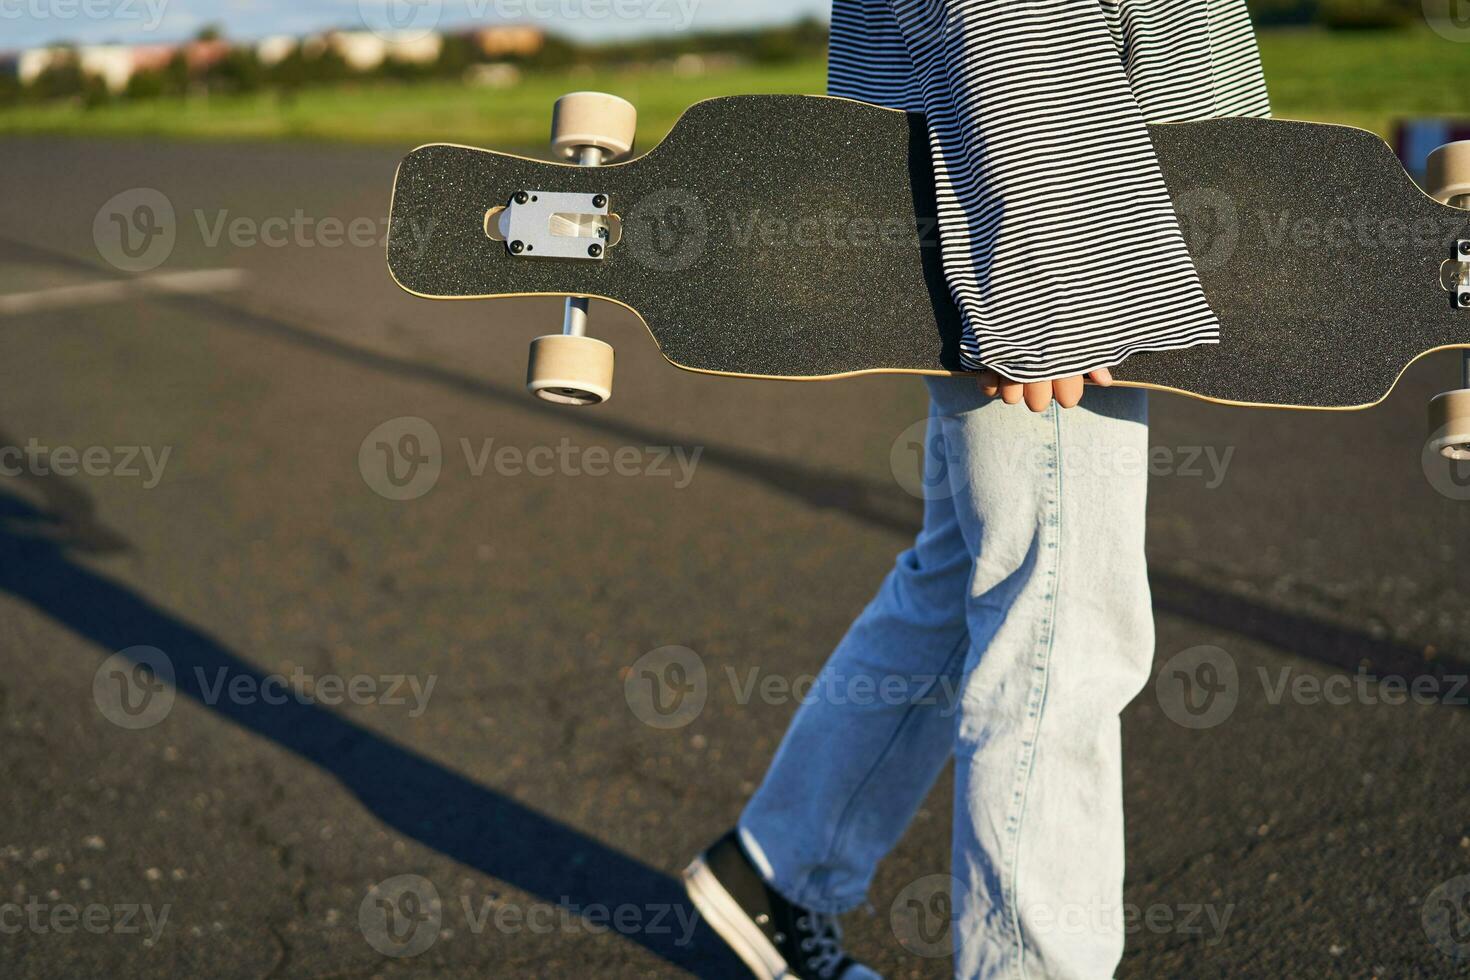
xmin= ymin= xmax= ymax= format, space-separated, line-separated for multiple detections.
xmin=740 ymin=378 xmax=1154 ymax=979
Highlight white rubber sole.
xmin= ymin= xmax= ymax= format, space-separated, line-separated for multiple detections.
xmin=683 ymin=855 xmax=791 ymax=980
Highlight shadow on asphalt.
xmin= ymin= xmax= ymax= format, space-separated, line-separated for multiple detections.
xmin=172 ymin=289 xmax=929 ymax=538
xmin=0 ymin=232 xmax=924 ymax=537
xmin=4 ymin=234 xmax=1466 ymax=976
xmin=0 ymin=483 xmax=747 ymax=977
xmin=1150 ymin=568 xmax=1467 ymax=685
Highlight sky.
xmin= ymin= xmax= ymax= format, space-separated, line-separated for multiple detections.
xmin=0 ymin=0 xmax=831 ymax=49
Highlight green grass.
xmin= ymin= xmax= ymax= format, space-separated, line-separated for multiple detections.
xmin=1256 ymin=27 xmax=1470 ymax=136
xmin=0 ymin=28 xmax=1466 ymax=145
xmin=0 ymin=60 xmax=827 ymax=148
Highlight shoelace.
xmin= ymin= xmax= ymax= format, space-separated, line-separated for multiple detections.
xmin=796 ymin=913 xmax=845 ymax=979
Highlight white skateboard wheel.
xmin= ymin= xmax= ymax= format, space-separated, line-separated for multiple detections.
xmin=1425 ymin=141 xmax=1470 ymax=206
xmin=550 ymin=92 xmax=637 ymax=163
xmin=527 ymin=333 xmax=614 ymax=406
xmin=1429 ymin=388 xmax=1470 ymax=460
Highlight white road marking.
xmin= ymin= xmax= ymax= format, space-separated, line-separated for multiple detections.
xmin=0 ymin=269 xmax=250 ymax=316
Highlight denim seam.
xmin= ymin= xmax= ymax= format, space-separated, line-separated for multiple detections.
xmin=1004 ymin=407 xmax=1063 ymax=980
xmin=797 ymin=627 xmax=973 ymax=909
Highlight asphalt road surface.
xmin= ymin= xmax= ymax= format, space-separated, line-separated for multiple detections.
xmin=1 ymin=137 xmax=1468 ymax=979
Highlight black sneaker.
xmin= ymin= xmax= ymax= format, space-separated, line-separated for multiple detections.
xmin=683 ymin=830 xmax=881 ymax=980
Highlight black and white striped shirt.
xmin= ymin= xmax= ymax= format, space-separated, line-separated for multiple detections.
xmin=828 ymin=0 xmax=1271 ymax=381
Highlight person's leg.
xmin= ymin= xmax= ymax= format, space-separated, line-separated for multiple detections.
xmin=738 ymin=398 xmax=975 ymax=915
xmin=926 ymin=378 xmax=1154 ymax=980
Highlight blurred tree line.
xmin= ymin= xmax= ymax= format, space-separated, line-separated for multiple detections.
xmin=1249 ymin=0 xmax=1422 ymax=28
xmin=0 ymin=6 xmax=1446 ymax=111
xmin=0 ymin=18 xmax=830 ymax=109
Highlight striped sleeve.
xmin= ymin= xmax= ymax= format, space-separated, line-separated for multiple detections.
xmin=830 ymin=0 xmax=1270 ymax=381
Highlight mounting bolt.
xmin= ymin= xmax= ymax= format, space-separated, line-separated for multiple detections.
xmin=509 ymin=240 xmax=525 ymax=254
xmin=1459 ymin=291 xmax=1470 ymax=306
xmin=592 ymin=194 xmax=607 ymax=208
xmin=587 ymin=243 xmax=603 ymax=258
xmin=513 ymin=191 xmax=530 ymax=205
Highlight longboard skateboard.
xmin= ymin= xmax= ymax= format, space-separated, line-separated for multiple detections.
xmin=386 ymin=93 xmax=1470 ymax=458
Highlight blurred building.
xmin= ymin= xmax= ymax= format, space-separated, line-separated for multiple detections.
xmin=17 ymin=47 xmax=66 ymax=86
xmin=78 ymin=46 xmax=136 ymax=92
xmin=468 ymin=26 xmax=545 ymax=59
xmin=7 ymin=24 xmax=457 ymax=94
xmin=130 ymin=43 xmax=177 ymax=75
xmin=183 ymin=39 xmax=232 ymax=74
xmin=325 ymin=31 xmax=444 ymax=72
xmin=8 ymin=39 xmax=234 ymax=93
xmin=255 ymin=35 xmax=298 ymax=68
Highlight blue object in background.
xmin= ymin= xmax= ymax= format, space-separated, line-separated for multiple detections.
xmin=1394 ymin=118 xmax=1470 ymax=182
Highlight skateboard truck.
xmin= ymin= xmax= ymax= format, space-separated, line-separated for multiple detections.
xmin=1426 ymin=141 xmax=1470 ymax=459
xmin=494 ymin=190 xmax=619 ymax=262
xmin=524 ymin=92 xmax=637 ymax=406
xmin=1450 ymin=240 xmax=1470 ymax=310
